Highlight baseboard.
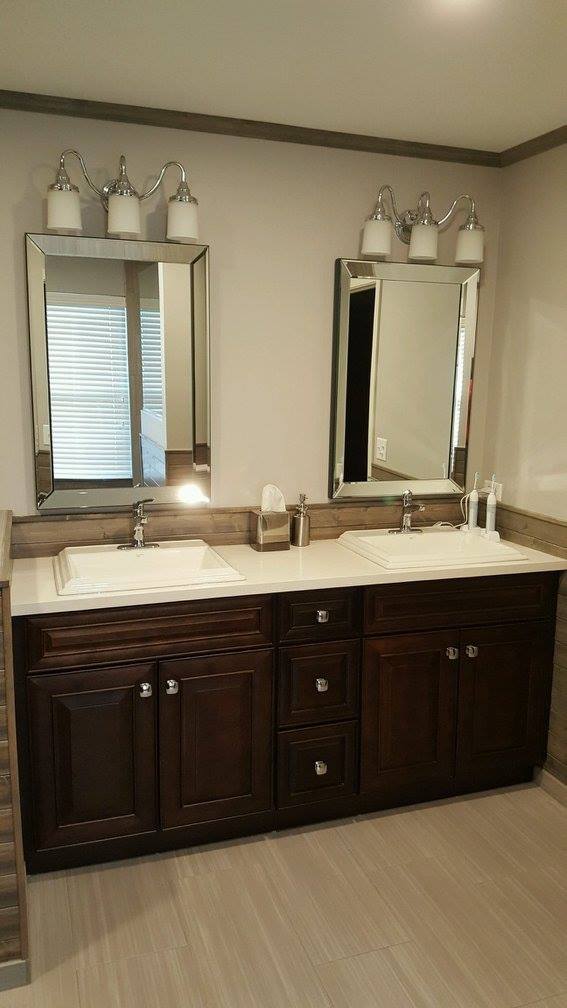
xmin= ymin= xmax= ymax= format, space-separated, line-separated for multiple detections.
xmin=0 ymin=957 xmax=29 ymax=991
xmin=534 ymin=767 xmax=567 ymax=807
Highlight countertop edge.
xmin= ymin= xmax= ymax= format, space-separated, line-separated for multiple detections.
xmin=9 ymin=539 xmax=567 ymax=617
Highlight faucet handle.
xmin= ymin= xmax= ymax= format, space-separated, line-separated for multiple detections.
xmin=133 ymin=497 xmax=154 ymax=518
xmin=402 ymin=489 xmax=413 ymax=507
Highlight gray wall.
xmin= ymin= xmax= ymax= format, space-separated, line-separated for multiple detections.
xmin=0 ymin=108 xmax=501 ymax=513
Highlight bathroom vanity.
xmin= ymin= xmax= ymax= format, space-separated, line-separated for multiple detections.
xmin=15 ymin=236 xmax=565 ymax=875
xmin=10 ymin=542 xmax=564 ymax=873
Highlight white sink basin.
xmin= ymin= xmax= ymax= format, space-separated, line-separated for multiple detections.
xmin=53 ymin=540 xmax=245 ymax=595
xmin=339 ymin=527 xmax=527 ymax=571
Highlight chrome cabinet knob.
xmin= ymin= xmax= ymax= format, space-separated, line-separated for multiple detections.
xmin=165 ymin=679 xmax=179 ymax=695
xmin=316 ymin=609 xmax=330 ymax=624
xmin=139 ymin=682 xmax=152 ymax=698
xmin=465 ymin=645 xmax=479 ymax=658
xmin=446 ymin=646 xmax=459 ymax=660
xmin=315 ymin=677 xmax=329 ymax=693
xmin=314 ymin=760 xmax=328 ymax=776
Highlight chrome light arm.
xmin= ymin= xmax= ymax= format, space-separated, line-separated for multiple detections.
xmin=53 ymin=152 xmax=194 ymax=208
xmin=437 ymin=193 xmax=478 ymax=230
xmin=57 ymin=149 xmax=105 ymax=198
xmin=372 ymin=184 xmax=405 ymax=226
xmin=139 ymin=161 xmax=188 ymax=201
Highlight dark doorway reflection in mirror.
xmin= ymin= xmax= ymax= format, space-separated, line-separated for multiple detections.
xmin=330 ymin=260 xmax=479 ymax=501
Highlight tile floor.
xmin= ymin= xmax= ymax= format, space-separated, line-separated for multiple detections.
xmin=2 ymin=785 xmax=567 ymax=1007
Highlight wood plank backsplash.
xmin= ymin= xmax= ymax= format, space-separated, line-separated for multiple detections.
xmin=11 ymin=498 xmax=463 ymax=558
xmin=0 ymin=512 xmax=28 ymax=981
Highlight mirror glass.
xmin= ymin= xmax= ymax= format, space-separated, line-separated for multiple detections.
xmin=330 ymin=259 xmax=479 ymax=500
xmin=26 ymin=235 xmax=210 ymax=511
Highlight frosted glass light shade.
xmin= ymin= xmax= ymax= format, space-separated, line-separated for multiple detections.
xmin=47 ymin=188 xmax=81 ymax=232
xmin=167 ymin=200 xmax=199 ymax=242
xmin=408 ymin=222 xmax=438 ymax=261
xmin=455 ymin=226 xmax=484 ymax=264
xmin=361 ymin=218 xmax=392 ymax=257
xmin=107 ymin=193 xmax=141 ymax=237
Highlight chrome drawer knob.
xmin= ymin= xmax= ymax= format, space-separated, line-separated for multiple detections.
xmin=139 ymin=682 xmax=152 ymax=698
xmin=165 ymin=679 xmax=179 ymax=695
xmin=315 ymin=760 xmax=328 ymax=776
xmin=315 ymin=677 xmax=329 ymax=693
xmin=465 ymin=645 xmax=479 ymax=658
xmin=316 ymin=609 xmax=330 ymax=624
xmin=446 ymin=646 xmax=459 ymax=660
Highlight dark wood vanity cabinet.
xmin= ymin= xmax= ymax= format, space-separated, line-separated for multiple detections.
xmin=158 ymin=650 xmax=273 ymax=828
xmin=361 ymin=631 xmax=459 ymax=801
xmin=361 ymin=618 xmax=554 ymax=803
xmin=455 ymin=621 xmax=554 ymax=787
xmin=13 ymin=572 xmax=559 ymax=871
xmin=27 ymin=662 xmax=158 ymax=850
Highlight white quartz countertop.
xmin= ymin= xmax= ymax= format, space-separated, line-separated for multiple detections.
xmin=9 ymin=537 xmax=567 ymax=616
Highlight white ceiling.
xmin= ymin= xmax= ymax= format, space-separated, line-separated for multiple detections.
xmin=1 ymin=0 xmax=566 ymax=151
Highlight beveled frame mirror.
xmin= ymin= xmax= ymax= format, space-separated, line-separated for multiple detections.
xmin=26 ymin=234 xmax=210 ymax=512
xmin=329 ymin=259 xmax=479 ymax=501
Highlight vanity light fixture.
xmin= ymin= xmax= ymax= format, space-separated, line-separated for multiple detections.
xmin=47 ymin=150 xmax=199 ymax=242
xmin=362 ymin=185 xmax=484 ymax=264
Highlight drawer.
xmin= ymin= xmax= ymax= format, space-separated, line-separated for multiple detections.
xmin=364 ymin=573 xmax=559 ymax=635
xmin=277 ymin=721 xmax=357 ymax=808
xmin=278 ymin=640 xmax=360 ymax=727
xmin=22 ymin=596 xmax=273 ymax=671
xmin=277 ymin=588 xmax=361 ymax=644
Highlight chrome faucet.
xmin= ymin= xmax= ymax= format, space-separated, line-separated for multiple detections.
xmin=390 ymin=490 xmax=425 ymax=534
xmin=118 ymin=498 xmax=159 ymax=550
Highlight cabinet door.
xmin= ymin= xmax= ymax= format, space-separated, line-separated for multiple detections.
xmin=27 ymin=663 xmax=157 ymax=850
xmin=456 ymin=621 xmax=553 ymax=786
xmin=361 ymin=632 xmax=458 ymax=798
xmin=159 ymin=650 xmax=273 ymax=828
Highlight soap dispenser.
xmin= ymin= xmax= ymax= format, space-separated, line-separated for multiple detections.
xmin=291 ymin=493 xmax=310 ymax=547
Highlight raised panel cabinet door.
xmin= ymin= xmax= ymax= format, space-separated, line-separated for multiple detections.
xmin=159 ymin=649 xmax=273 ymax=828
xmin=361 ymin=632 xmax=459 ymax=798
xmin=27 ymin=663 xmax=157 ymax=851
xmin=456 ymin=621 xmax=554 ymax=786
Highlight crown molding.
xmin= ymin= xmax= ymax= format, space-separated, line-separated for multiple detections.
xmin=0 ymin=89 xmax=500 ymax=167
xmin=0 ymin=90 xmax=564 ymax=168
xmin=499 ymin=124 xmax=567 ymax=166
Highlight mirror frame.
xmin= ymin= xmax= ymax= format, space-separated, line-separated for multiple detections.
xmin=329 ymin=258 xmax=480 ymax=502
xmin=26 ymin=233 xmax=210 ymax=513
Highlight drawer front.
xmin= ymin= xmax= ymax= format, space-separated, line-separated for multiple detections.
xmin=278 ymin=640 xmax=360 ymax=727
xmin=24 ymin=596 xmax=273 ymax=671
xmin=277 ymin=722 xmax=357 ymax=808
xmin=277 ymin=588 xmax=361 ymax=644
xmin=364 ymin=573 xmax=558 ymax=635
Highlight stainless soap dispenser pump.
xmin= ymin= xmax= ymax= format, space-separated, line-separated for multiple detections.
xmin=291 ymin=493 xmax=310 ymax=547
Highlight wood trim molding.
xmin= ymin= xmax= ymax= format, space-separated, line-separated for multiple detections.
xmin=1 ymin=89 xmax=564 ymax=167
xmin=0 ymin=514 xmax=12 ymax=588
xmin=500 ymin=125 xmax=567 ymax=167
xmin=0 ymin=89 xmax=501 ymax=167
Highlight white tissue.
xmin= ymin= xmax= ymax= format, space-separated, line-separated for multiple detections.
xmin=260 ymin=483 xmax=286 ymax=513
